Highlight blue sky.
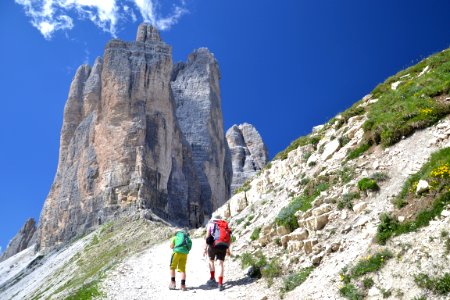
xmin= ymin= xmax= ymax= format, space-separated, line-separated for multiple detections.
xmin=1 ymin=0 xmax=449 ymax=252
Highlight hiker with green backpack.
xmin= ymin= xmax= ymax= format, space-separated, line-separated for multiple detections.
xmin=203 ymin=215 xmax=232 ymax=291
xmin=169 ymin=229 xmax=192 ymax=291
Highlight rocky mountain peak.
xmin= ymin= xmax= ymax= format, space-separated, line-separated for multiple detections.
xmin=33 ymin=25 xmax=233 ymax=250
xmin=136 ymin=23 xmax=161 ymax=43
xmin=226 ymin=123 xmax=268 ymax=193
xmin=0 ymin=218 xmax=36 ymax=262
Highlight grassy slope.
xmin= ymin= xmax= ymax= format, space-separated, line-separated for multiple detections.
xmin=30 ymin=216 xmax=173 ymax=300
xmin=275 ymin=47 xmax=450 ymax=161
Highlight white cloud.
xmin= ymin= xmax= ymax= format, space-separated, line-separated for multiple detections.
xmin=133 ymin=0 xmax=187 ymax=30
xmin=15 ymin=0 xmax=188 ymax=40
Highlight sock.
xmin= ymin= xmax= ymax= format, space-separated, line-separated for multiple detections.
xmin=181 ymin=280 xmax=186 ymax=286
xmin=171 ymin=277 xmax=175 ymax=282
xmin=210 ymin=271 xmax=215 ymax=280
xmin=218 ymin=276 xmax=223 ymax=285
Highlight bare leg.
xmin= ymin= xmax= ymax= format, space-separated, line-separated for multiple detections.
xmin=209 ymin=259 xmax=215 ymax=272
xmin=169 ymin=268 xmax=176 ymax=289
xmin=181 ymin=272 xmax=186 ymax=280
xmin=217 ymin=260 xmax=224 ymax=278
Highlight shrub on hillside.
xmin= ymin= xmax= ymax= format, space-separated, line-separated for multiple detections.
xmin=414 ymin=273 xmax=450 ymax=295
xmin=357 ymin=178 xmax=380 ymax=192
xmin=261 ymin=258 xmax=282 ymax=286
xmin=250 ymin=227 xmax=261 ymax=241
xmin=347 ymin=142 xmax=371 ymax=160
xmin=281 ymin=267 xmax=314 ymax=293
xmin=376 ymin=192 xmax=450 ymax=244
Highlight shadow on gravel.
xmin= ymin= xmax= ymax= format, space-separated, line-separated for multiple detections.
xmin=192 ymin=277 xmax=255 ymax=291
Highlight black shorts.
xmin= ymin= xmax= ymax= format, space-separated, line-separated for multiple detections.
xmin=208 ymin=246 xmax=227 ymax=261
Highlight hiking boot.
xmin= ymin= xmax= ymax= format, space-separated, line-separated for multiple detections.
xmin=207 ymin=278 xmax=218 ymax=287
xmin=219 ymin=284 xmax=225 ymax=291
xmin=181 ymin=285 xmax=188 ymax=291
xmin=169 ymin=281 xmax=176 ymax=290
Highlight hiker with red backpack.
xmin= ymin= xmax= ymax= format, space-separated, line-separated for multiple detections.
xmin=169 ymin=229 xmax=192 ymax=291
xmin=203 ymin=215 xmax=232 ymax=291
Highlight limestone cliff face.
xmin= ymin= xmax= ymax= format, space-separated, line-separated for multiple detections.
xmin=0 ymin=219 xmax=36 ymax=262
xmin=226 ymin=123 xmax=268 ymax=193
xmin=37 ymin=24 xmax=230 ymax=249
xmin=171 ymin=48 xmax=232 ymax=216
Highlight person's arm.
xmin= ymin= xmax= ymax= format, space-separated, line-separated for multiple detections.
xmin=203 ymin=225 xmax=211 ymax=256
xmin=170 ymin=237 xmax=175 ymax=249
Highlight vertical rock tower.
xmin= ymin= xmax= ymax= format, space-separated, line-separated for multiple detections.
xmin=226 ymin=123 xmax=268 ymax=193
xmin=171 ymin=48 xmax=232 ymax=215
xmin=37 ymin=24 xmax=231 ymax=249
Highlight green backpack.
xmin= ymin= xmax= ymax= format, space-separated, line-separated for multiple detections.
xmin=174 ymin=231 xmax=192 ymax=254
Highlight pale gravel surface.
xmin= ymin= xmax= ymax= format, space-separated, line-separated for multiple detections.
xmin=0 ymin=236 xmax=91 ymax=300
xmin=100 ymin=238 xmax=273 ymax=300
xmin=0 ymin=246 xmax=37 ymax=287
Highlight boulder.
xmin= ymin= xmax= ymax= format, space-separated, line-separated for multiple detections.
xmin=287 ymin=241 xmax=304 ymax=253
xmin=352 ymin=202 xmax=368 ymax=214
xmin=277 ymin=225 xmax=291 ymax=236
xmin=299 ymin=213 xmax=330 ymax=231
xmin=321 ymin=139 xmax=340 ymax=160
xmin=229 ymin=193 xmax=248 ymax=216
xmin=303 ymin=239 xmax=318 ymax=254
xmin=288 ymin=228 xmax=309 ymax=241
xmin=416 ymin=180 xmax=429 ymax=194
xmin=312 ymin=204 xmax=333 ymax=216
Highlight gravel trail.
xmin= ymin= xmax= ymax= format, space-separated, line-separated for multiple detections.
xmin=101 ymin=238 xmax=262 ymax=300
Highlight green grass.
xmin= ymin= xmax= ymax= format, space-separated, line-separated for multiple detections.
xmin=240 ymin=250 xmax=280 ymax=284
xmin=337 ymin=192 xmax=360 ymax=210
xmin=281 ymin=267 xmax=314 ymax=293
xmin=272 ymin=48 xmax=449 ymax=167
xmin=338 ymin=167 xmax=355 ymax=184
xmin=339 ymin=250 xmax=393 ymax=300
xmin=370 ymin=172 xmax=389 ymax=182
xmin=65 ymin=281 xmax=103 ymax=300
xmin=357 ymin=178 xmax=380 ymax=192
xmin=414 ymin=273 xmax=450 ymax=295
xmin=250 ymin=227 xmax=261 ymax=241
xmin=261 ymin=259 xmax=282 ymax=286
xmin=362 ymin=277 xmax=374 ymax=289
xmin=49 ymin=217 xmax=172 ymax=299
xmin=376 ymin=192 xmax=450 ymax=244
xmin=364 ymin=48 xmax=450 ymax=147
xmin=339 ymin=283 xmax=364 ymax=300
xmin=395 ymin=147 xmax=450 ymax=208
xmin=240 ymin=251 xmax=267 ymax=269
xmin=376 ymin=148 xmax=450 ymax=241
xmin=234 ymin=180 xmax=251 ymax=194
xmin=274 ymin=134 xmax=322 ymax=161
xmin=347 ymin=142 xmax=371 ymax=160
xmin=276 ymin=177 xmax=330 ymax=231
xmin=349 ymin=250 xmax=393 ymax=278
xmin=336 ymin=103 xmax=366 ymax=129
xmin=339 ymin=135 xmax=351 ymax=147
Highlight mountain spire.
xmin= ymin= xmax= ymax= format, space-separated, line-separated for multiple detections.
xmin=136 ymin=23 xmax=161 ymax=43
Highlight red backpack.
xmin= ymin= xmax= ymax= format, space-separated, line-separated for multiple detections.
xmin=212 ymin=220 xmax=231 ymax=249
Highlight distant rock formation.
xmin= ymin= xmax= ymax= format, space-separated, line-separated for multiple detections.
xmin=0 ymin=218 xmax=36 ymax=262
xmin=36 ymin=24 xmax=232 ymax=250
xmin=172 ymin=48 xmax=232 ymax=215
xmin=226 ymin=123 xmax=268 ymax=193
